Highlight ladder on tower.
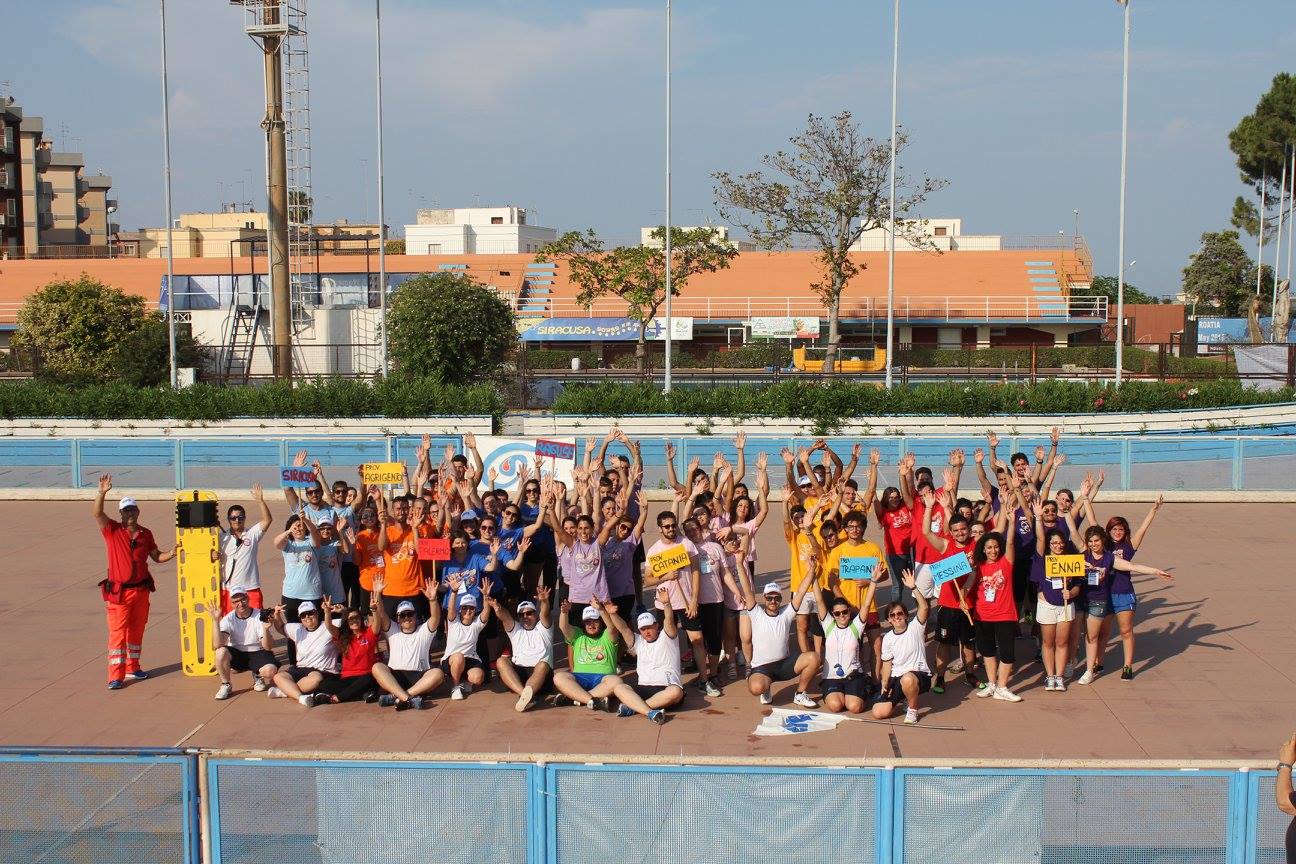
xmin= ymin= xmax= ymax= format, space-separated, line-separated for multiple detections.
xmin=222 ymin=301 xmax=264 ymax=384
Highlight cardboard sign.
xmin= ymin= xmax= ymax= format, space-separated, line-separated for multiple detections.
xmin=648 ymin=544 xmax=691 ymax=579
xmin=930 ymin=553 xmax=973 ymax=587
xmin=417 ymin=537 xmax=451 ymax=561
xmin=535 ymin=439 xmax=576 ymax=461
xmin=279 ymin=465 xmax=318 ymax=489
xmin=839 ymin=556 xmax=880 ymax=580
xmin=362 ymin=462 xmax=405 ymax=485
xmin=1045 ymin=554 xmax=1085 ymax=580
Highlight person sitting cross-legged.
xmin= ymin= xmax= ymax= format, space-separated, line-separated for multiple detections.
xmin=603 ymin=586 xmax=687 ymax=716
xmin=549 ymin=599 xmax=666 ymax=724
xmin=370 ymin=574 xmax=442 ymax=711
xmin=485 ymin=581 xmax=555 ymax=713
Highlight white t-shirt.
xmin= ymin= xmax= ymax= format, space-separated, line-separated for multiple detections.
xmin=220 ymin=523 xmax=265 ymax=592
xmin=385 ymin=621 xmax=436 ymax=672
xmin=745 ymin=603 xmax=796 ymax=668
xmin=508 ymin=621 xmax=555 ymax=667
xmin=820 ymin=613 xmax=866 ymax=680
xmin=285 ymin=622 xmax=340 ymax=673
xmin=632 ymin=632 xmax=682 ymax=688
xmin=219 ymin=609 xmax=267 ymax=652
xmin=444 ymin=618 xmax=486 ymax=662
xmin=881 ymin=619 xmax=930 ymax=677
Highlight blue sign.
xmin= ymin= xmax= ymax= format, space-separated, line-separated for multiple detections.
xmin=1197 ymin=317 xmax=1296 ymax=345
xmin=521 ymin=317 xmax=666 ymax=342
xmin=930 ymin=553 xmax=973 ymax=587
xmin=535 ymin=439 xmax=576 ymax=461
xmin=280 ymin=465 xmax=318 ymax=489
xmin=840 ymin=556 xmax=879 ymax=580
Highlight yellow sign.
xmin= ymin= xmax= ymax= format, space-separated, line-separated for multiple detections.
xmin=1045 ymin=554 xmax=1085 ymax=580
xmin=176 ymin=490 xmax=220 ymax=677
xmin=362 ymin=462 xmax=405 ymax=485
xmin=648 ymin=543 xmax=691 ymax=579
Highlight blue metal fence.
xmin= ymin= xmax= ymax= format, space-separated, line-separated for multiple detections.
xmin=3 ymin=431 xmax=1296 ymax=491
xmin=0 ymin=752 xmax=1289 ymax=863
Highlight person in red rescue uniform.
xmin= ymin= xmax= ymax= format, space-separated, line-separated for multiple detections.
xmin=93 ymin=474 xmax=175 ymax=690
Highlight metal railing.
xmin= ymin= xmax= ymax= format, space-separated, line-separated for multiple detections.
xmin=0 ymin=748 xmax=1287 ymax=863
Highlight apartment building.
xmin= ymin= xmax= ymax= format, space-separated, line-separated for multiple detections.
xmin=404 ymin=206 xmax=557 ymax=255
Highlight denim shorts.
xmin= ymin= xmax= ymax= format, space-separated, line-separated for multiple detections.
xmin=1109 ymin=592 xmax=1138 ymax=614
xmin=1086 ymin=599 xmax=1111 ymax=618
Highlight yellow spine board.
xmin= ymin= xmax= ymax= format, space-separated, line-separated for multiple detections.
xmin=176 ymin=490 xmax=221 ymax=677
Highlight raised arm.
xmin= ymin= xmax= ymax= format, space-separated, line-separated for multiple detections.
xmin=1131 ymin=494 xmax=1163 ymax=550
xmin=861 ymin=448 xmax=881 ymax=511
xmin=664 ymin=442 xmax=684 ymax=494
xmin=423 ymin=579 xmax=442 ymax=631
xmin=973 ymin=448 xmax=994 ymax=504
xmin=464 ymin=433 xmax=484 ymax=485
xmin=920 ymin=488 xmax=950 ymax=554
xmin=284 ymin=449 xmax=308 ymax=511
xmin=898 ymin=455 xmax=916 ymax=508
xmin=603 ymin=598 xmax=636 ymax=646
xmin=902 ymin=568 xmax=929 ymax=625
xmin=732 ymin=430 xmax=747 ymax=487
xmin=250 ymin=483 xmax=272 ymax=533
xmin=204 ymin=601 xmax=228 ymax=653
xmin=1111 ymin=556 xmax=1174 ymax=581
xmin=93 ymin=473 xmax=114 ymax=528
xmin=839 ymin=443 xmax=860 ymax=486
xmin=372 ymin=573 xmax=390 ymax=632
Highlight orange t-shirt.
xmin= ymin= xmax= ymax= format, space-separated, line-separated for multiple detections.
xmin=416 ymin=520 xmax=442 ymax=583
xmin=354 ymin=529 xmax=384 ymax=591
xmin=382 ymin=523 xmax=421 ymax=597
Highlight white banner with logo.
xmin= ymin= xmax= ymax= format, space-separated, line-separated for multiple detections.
xmin=748 ymin=316 xmax=821 ymax=339
xmin=476 ymin=435 xmax=576 ymax=491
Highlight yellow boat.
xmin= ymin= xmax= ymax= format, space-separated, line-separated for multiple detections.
xmin=792 ymin=345 xmax=887 ymax=373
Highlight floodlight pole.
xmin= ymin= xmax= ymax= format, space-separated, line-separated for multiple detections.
xmin=160 ymin=0 xmax=178 ymax=389
xmin=1114 ymin=0 xmax=1131 ymax=386
xmin=884 ymin=0 xmax=900 ymax=389
xmin=375 ymin=0 xmax=389 ymax=376
xmin=663 ymin=0 xmax=673 ymax=394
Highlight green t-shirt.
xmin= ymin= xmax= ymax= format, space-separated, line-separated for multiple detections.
xmin=568 ymin=629 xmax=618 ymax=675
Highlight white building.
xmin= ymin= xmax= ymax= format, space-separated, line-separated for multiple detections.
xmin=639 ymin=225 xmax=758 ymax=251
xmin=404 ymin=206 xmax=556 ymax=255
xmin=851 ymin=217 xmax=1007 ymax=252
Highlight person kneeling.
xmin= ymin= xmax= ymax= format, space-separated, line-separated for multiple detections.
xmin=873 ymin=570 xmax=932 ymax=725
xmin=486 ymin=582 xmax=555 ymax=713
xmin=550 ymin=600 xmax=666 ymax=724
xmin=370 ymin=575 xmax=441 ymax=711
xmin=206 ymin=592 xmax=278 ymax=701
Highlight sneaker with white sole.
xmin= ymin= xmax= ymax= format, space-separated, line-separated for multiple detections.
xmin=1055 ymin=678 xmax=1067 ymax=692
xmin=992 ymin=687 xmax=1022 ymax=703
xmin=1077 ymin=669 xmax=1096 ymax=685
xmin=215 ymin=683 xmax=233 ymax=700
xmin=616 ymin=703 xmax=635 ymax=718
xmin=948 ymin=658 xmax=965 ymax=674
xmin=904 ymin=708 xmax=919 ymax=724
xmin=267 ymin=686 xmax=287 ymax=699
xmin=1044 ymin=677 xmax=1057 ymax=692
xmin=648 ymin=709 xmax=667 ymax=725
xmin=759 ymin=692 xmax=773 ymax=705
xmin=297 ymin=694 xmax=313 ymax=707
xmin=515 ymin=685 xmax=534 ymax=713
xmin=703 ymin=678 xmax=722 ymax=698
xmin=450 ymin=685 xmax=465 ymax=701
xmin=252 ymin=676 xmax=268 ymax=692
xmin=975 ymin=683 xmax=997 ymax=698
xmin=793 ymin=691 xmax=818 ymax=708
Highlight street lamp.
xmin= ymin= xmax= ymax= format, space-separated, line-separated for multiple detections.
xmin=663 ymin=0 xmax=673 ymax=394
xmin=883 ymin=0 xmax=901 ymax=390
xmin=374 ymin=0 xmax=389 ymax=377
xmin=159 ymin=0 xmax=178 ymax=389
xmin=1114 ymin=0 xmax=1131 ymax=386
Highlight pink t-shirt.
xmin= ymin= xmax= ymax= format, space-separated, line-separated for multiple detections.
xmin=558 ymin=539 xmax=606 ymax=604
xmin=649 ymin=537 xmax=699 ymax=611
xmin=696 ymin=540 xmax=726 ymax=605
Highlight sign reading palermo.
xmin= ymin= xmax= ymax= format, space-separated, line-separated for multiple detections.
xmin=1044 ymin=555 xmax=1085 ymax=580
xmin=648 ymin=544 xmax=691 ymax=579
xmin=417 ymin=537 xmax=451 ymax=561
xmin=361 ymin=462 xmax=405 ymax=485
xmin=535 ymin=439 xmax=576 ymax=461
xmin=279 ymin=465 xmax=318 ymax=488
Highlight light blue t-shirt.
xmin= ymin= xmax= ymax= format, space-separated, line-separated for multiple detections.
xmin=316 ymin=541 xmax=345 ymax=603
xmin=281 ymin=538 xmax=322 ymax=599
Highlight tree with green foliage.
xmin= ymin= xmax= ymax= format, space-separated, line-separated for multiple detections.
xmin=115 ymin=314 xmax=206 ymax=387
xmin=536 ymin=227 xmax=737 ymax=374
xmin=1228 ymin=73 xmax=1296 ymax=197
xmin=1076 ymin=275 xmax=1163 ymax=305
xmin=1181 ymin=230 xmax=1270 ymax=317
xmin=713 ymin=111 xmax=945 ymax=374
xmin=14 ymin=275 xmax=151 ymax=382
xmin=385 ymin=272 xmax=516 ymax=384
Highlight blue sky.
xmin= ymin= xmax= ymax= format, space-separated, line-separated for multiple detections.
xmin=6 ymin=0 xmax=1294 ymax=297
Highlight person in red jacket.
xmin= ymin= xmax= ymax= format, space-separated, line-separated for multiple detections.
xmin=93 ymin=475 xmax=174 ymax=690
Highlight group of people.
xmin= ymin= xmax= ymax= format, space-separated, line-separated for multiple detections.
xmin=93 ymin=426 xmax=1175 ymax=726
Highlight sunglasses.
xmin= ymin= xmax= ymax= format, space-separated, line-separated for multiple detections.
xmin=229 ymin=514 xmax=246 ymax=521
xmin=764 ymin=594 xmax=781 ymax=601
xmin=397 ymin=613 xmax=416 ymax=619
xmin=519 ymin=610 xmax=537 ymax=617
xmin=888 ymin=611 xmax=907 ymax=619
xmin=660 ymin=523 xmax=678 ymax=529
xmin=832 ymin=609 xmax=852 ymax=617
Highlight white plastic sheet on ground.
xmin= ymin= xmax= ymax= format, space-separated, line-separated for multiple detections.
xmin=1234 ymin=345 xmax=1291 ymax=391
xmin=752 ymin=707 xmax=849 ymax=736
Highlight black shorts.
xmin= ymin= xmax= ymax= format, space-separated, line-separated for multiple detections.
xmin=228 ymin=647 xmax=276 ymax=674
xmin=389 ymin=668 xmax=433 ymax=689
xmin=822 ymin=674 xmax=872 ymax=699
xmin=509 ymin=663 xmax=552 ymax=689
xmin=439 ymin=656 xmax=487 ymax=679
xmin=678 ymin=608 xmax=701 ymax=631
xmin=285 ymin=666 xmax=339 ymax=684
xmin=975 ymin=621 xmax=1019 ymax=664
xmin=882 ymin=671 xmax=931 ymax=704
xmin=613 ymin=594 xmax=636 ymax=626
xmin=697 ymin=602 xmax=724 ymax=657
xmin=749 ymin=656 xmax=798 ymax=683
xmin=632 ymin=682 xmax=679 ymax=701
xmin=935 ymin=606 xmax=976 ymax=647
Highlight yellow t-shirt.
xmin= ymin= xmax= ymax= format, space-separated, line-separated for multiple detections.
xmin=784 ymin=524 xmax=817 ymax=592
xmin=825 ymin=539 xmax=887 ymax=613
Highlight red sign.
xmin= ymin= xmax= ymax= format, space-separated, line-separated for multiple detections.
xmin=417 ymin=537 xmax=451 ymax=561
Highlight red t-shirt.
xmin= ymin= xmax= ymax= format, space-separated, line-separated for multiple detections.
xmin=973 ymin=557 xmax=1016 ymax=622
xmin=340 ymin=628 xmax=379 ymax=677
xmin=880 ymin=506 xmax=914 ymax=556
xmin=935 ymin=538 xmax=974 ymax=609
xmin=911 ymin=501 xmax=946 ymax=565
xmin=101 ymin=521 xmax=158 ymax=587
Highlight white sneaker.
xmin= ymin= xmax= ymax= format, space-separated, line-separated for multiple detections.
xmin=515 ymin=685 xmax=534 ymax=713
xmin=993 ymin=687 xmax=1022 ymax=703
xmin=297 ymin=694 xmax=313 ymax=707
xmin=215 ymin=683 xmax=233 ymax=700
xmin=450 ymin=685 xmax=465 ymax=701
xmin=267 ymin=686 xmax=286 ymax=699
xmin=1044 ymin=677 xmax=1057 ymax=692
xmin=759 ymin=692 xmax=773 ymax=705
xmin=252 ymin=676 xmax=268 ymax=693
xmin=1055 ymin=678 xmax=1067 ymax=692
xmin=793 ymin=691 xmax=818 ymax=708
xmin=1077 ymin=669 xmax=1096 ymax=685
xmin=904 ymin=708 xmax=919 ymax=724
xmin=1062 ymin=660 xmax=1075 ymax=679
xmin=975 ymin=683 xmax=997 ymax=698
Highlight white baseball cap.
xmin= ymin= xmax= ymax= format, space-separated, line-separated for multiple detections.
xmin=297 ymin=601 xmax=318 ymax=615
xmin=581 ymin=606 xmax=601 ymax=622
xmin=762 ymin=582 xmax=782 ymax=596
xmin=118 ymin=497 xmax=138 ymax=511
xmin=797 ymin=476 xmax=812 ymax=487
xmin=516 ymin=600 xmax=537 ymax=613
xmin=395 ymin=601 xmax=416 ymax=615
xmin=636 ymin=612 xmax=658 ymax=628
xmin=458 ymin=594 xmax=478 ymax=608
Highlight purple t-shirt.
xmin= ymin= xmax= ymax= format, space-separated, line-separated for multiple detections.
xmin=1107 ymin=543 xmax=1137 ymax=595
xmin=1111 ymin=538 xmax=1136 ymax=563
xmin=1083 ymin=549 xmax=1116 ymax=603
xmin=1030 ymin=551 xmax=1070 ymax=607
xmin=600 ymin=537 xmax=638 ymax=599
xmin=559 ymin=539 xmax=606 ymax=604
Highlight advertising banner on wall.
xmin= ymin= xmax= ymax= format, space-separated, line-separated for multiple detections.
xmin=521 ymin=317 xmax=693 ymax=342
xmin=475 ymin=435 xmax=576 ymax=491
xmin=1197 ymin=317 xmax=1296 ymax=345
xmin=748 ymin=316 xmax=821 ymax=339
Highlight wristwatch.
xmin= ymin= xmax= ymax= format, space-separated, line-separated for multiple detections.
xmin=1279 ymin=762 xmax=1293 ymax=771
